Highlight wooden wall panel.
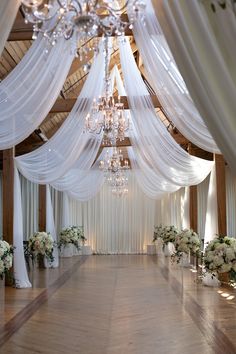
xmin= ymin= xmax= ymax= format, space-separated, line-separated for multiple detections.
xmin=38 ymin=185 xmax=46 ymax=231
xmin=2 ymin=149 xmax=14 ymax=244
xmin=215 ymin=154 xmax=227 ymax=235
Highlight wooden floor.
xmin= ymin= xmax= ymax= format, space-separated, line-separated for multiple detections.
xmin=1 ymin=254 xmax=236 ymax=354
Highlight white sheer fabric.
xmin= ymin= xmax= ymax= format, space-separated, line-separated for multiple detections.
xmin=204 ymin=163 xmax=218 ymax=248
xmin=0 ymin=0 xmax=20 ymax=55
xmin=197 ymin=174 xmax=210 ymax=241
xmin=13 ymin=167 xmax=31 ymax=288
xmin=15 ymin=40 xmax=107 ymax=183
xmin=182 ymin=186 xmax=190 ymax=229
xmin=46 ymin=185 xmax=59 ymax=267
xmin=154 ymin=0 xmax=236 ymax=174
xmin=131 ymin=0 xmax=219 ymax=153
xmin=20 ymin=175 xmax=38 ymax=240
xmin=66 ymin=172 xmax=155 ymax=254
xmin=0 ymin=37 xmax=74 ymax=149
xmin=118 ymin=44 xmax=213 ymax=187
xmin=226 ymin=166 xmax=236 ymax=237
xmin=61 ymin=192 xmax=70 ymax=228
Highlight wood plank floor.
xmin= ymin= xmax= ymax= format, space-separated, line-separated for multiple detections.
xmin=1 ymin=255 xmax=236 ymax=354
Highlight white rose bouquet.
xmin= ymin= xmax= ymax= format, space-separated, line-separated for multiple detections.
xmin=0 ymin=240 xmax=14 ymax=279
xmin=28 ymin=232 xmax=54 ymax=262
xmin=153 ymin=225 xmax=164 ymax=243
xmin=59 ymin=226 xmax=86 ymax=250
xmin=203 ymin=236 xmax=236 ymax=281
xmin=161 ymin=225 xmax=179 ymax=245
xmin=172 ymin=229 xmax=201 ymax=263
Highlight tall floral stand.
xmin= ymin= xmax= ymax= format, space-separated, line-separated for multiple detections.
xmin=163 ymin=242 xmax=175 ymax=257
xmin=180 ymin=252 xmax=191 ymax=268
xmin=60 ymin=244 xmax=74 ymax=257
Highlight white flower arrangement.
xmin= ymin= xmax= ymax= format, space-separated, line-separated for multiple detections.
xmin=153 ymin=224 xmax=164 ymax=243
xmin=172 ymin=229 xmax=201 ymax=263
xmin=203 ymin=236 xmax=236 ymax=281
xmin=0 ymin=240 xmax=14 ymax=279
xmin=161 ymin=225 xmax=179 ymax=245
xmin=59 ymin=226 xmax=86 ymax=250
xmin=28 ymin=232 xmax=54 ymax=262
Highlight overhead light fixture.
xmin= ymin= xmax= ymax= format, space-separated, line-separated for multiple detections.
xmin=21 ymin=0 xmax=145 ymax=57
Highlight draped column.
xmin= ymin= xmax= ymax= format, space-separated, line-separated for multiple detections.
xmin=215 ymin=154 xmax=227 ymax=235
xmin=46 ymin=185 xmax=59 ymax=268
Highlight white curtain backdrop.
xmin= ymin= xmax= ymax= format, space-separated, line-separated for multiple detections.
xmin=153 ymin=0 xmax=236 ymax=174
xmin=0 ymin=36 xmax=74 ymax=149
xmin=197 ymin=174 xmax=210 ymax=242
xmin=0 ymin=0 xmax=20 ymax=55
xmin=182 ymin=186 xmax=190 ymax=229
xmin=20 ymin=174 xmax=38 ymax=240
xmin=13 ymin=166 xmax=32 ymax=288
xmin=204 ymin=163 xmax=218 ymax=248
xmin=131 ymin=0 xmax=219 ymax=153
xmin=63 ymin=172 xmax=155 ymax=254
xmin=46 ymin=185 xmax=59 ymax=267
xmin=226 ymin=166 xmax=236 ymax=237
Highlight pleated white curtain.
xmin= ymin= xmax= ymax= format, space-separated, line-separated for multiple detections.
xmin=197 ymin=174 xmax=210 ymax=242
xmin=13 ymin=167 xmax=31 ymax=288
xmin=46 ymin=185 xmax=59 ymax=267
xmin=0 ymin=0 xmax=20 ymax=56
xmin=65 ymin=172 xmax=155 ymax=254
xmin=204 ymin=163 xmax=218 ymax=248
xmin=226 ymin=166 xmax=236 ymax=237
xmin=153 ymin=0 xmax=236 ymax=174
xmin=20 ymin=175 xmax=38 ymax=240
xmin=131 ymin=0 xmax=219 ymax=153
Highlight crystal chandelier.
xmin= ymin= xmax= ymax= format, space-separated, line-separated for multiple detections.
xmin=99 ymin=148 xmax=130 ymax=196
xmin=21 ymin=0 xmax=145 ymax=57
xmin=85 ymin=37 xmax=129 ymax=145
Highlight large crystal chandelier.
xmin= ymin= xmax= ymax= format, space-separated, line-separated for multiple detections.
xmin=85 ymin=37 xmax=129 ymax=145
xmin=99 ymin=148 xmax=130 ymax=196
xmin=21 ymin=0 xmax=145 ymax=56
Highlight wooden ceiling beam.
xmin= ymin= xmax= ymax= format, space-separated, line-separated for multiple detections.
xmin=8 ymin=13 xmax=132 ymax=41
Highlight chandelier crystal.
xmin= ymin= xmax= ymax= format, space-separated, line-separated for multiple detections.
xmin=85 ymin=36 xmax=129 ymax=145
xmin=99 ymin=148 xmax=130 ymax=196
xmin=21 ymin=0 xmax=145 ymax=57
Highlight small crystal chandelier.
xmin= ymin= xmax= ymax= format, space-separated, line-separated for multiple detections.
xmin=21 ymin=0 xmax=145 ymax=57
xmin=85 ymin=37 xmax=129 ymax=145
xmin=99 ymin=148 xmax=130 ymax=196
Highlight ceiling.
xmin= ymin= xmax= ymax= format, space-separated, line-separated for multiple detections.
xmin=0 ymin=6 xmax=213 ymax=165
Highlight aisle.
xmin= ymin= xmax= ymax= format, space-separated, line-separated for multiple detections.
xmin=1 ymin=255 xmax=236 ymax=354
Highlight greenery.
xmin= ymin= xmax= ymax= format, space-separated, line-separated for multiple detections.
xmin=58 ymin=226 xmax=86 ymax=250
xmin=28 ymin=232 xmax=54 ymax=263
xmin=0 ymin=240 xmax=14 ymax=280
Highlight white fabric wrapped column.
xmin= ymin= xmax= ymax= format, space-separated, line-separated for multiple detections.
xmin=13 ymin=166 xmax=31 ymax=288
xmin=0 ymin=0 xmax=20 ymax=55
xmin=182 ymin=187 xmax=190 ymax=229
xmin=226 ymin=167 xmax=236 ymax=237
xmin=45 ymin=185 xmax=59 ymax=268
xmin=197 ymin=175 xmax=210 ymax=242
xmin=62 ymin=192 xmax=70 ymax=228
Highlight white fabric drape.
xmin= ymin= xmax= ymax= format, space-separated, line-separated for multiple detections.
xmin=46 ymin=185 xmax=59 ymax=267
xmin=15 ymin=39 xmax=108 ymax=184
xmin=0 ymin=37 xmax=74 ymax=149
xmin=153 ymin=0 xmax=236 ymax=174
xmin=204 ymin=163 xmax=218 ymax=248
xmin=61 ymin=192 xmax=70 ymax=228
xmin=13 ymin=166 xmax=31 ymax=288
xmin=197 ymin=174 xmax=210 ymax=241
xmin=182 ymin=186 xmax=190 ymax=229
xmin=0 ymin=0 xmax=20 ymax=56
xmin=226 ymin=166 xmax=236 ymax=237
xmin=131 ymin=0 xmax=219 ymax=153
xmin=20 ymin=175 xmax=38 ymax=240
xmin=118 ymin=43 xmax=213 ymax=189
xmin=66 ymin=172 xmax=155 ymax=253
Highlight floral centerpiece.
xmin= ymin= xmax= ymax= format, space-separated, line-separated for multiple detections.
xmin=0 ymin=240 xmax=14 ymax=279
xmin=172 ymin=229 xmax=201 ymax=263
xmin=203 ymin=236 xmax=236 ymax=282
xmin=59 ymin=226 xmax=86 ymax=250
xmin=28 ymin=232 xmax=54 ymax=263
xmin=161 ymin=225 xmax=179 ymax=245
xmin=153 ymin=225 xmax=164 ymax=243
